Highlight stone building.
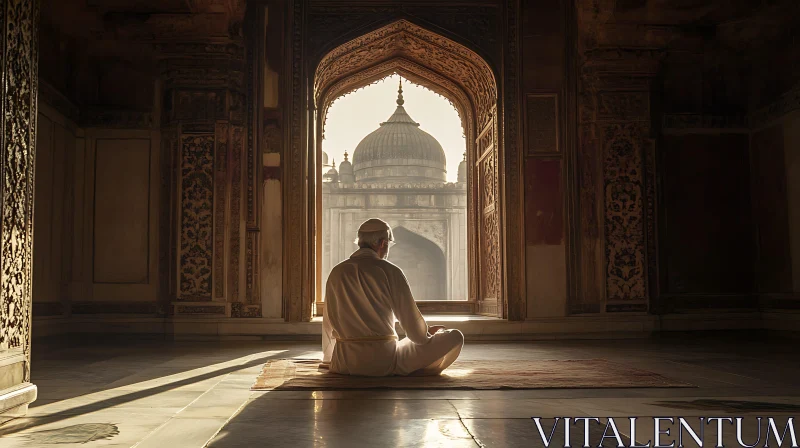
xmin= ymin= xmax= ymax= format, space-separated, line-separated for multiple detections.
xmin=0 ymin=0 xmax=797 ymax=435
xmin=321 ymin=83 xmax=468 ymax=305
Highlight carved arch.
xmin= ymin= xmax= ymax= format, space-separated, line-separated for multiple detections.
xmin=318 ymin=58 xmax=474 ymax=141
xmin=314 ymin=20 xmax=497 ymax=129
xmin=310 ymin=19 xmax=505 ymax=318
xmin=390 ymin=226 xmax=447 ymax=301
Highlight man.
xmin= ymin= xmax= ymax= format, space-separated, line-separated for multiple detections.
xmin=322 ymin=218 xmax=464 ymax=377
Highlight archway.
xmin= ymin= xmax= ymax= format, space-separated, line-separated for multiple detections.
xmin=390 ymin=227 xmax=447 ymax=301
xmin=312 ymin=20 xmax=502 ymax=317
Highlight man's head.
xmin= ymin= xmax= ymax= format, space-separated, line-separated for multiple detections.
xmin=355 ymin=218 xmax=394 ymax=259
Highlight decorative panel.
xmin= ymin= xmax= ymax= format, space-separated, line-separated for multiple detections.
xmin=476 ymin=120 xmax=501 ymax=317
xmin=578 ymin=49 xmax=663 ymax=313
xmin=93 ymin=138 xmax=151 ymax=284
xmin=525 ymin=94 xmax=559 ymax=155
xmin=178 ymin=134 xmax=214 ymax=300
xmin=603 ymin=123 xmax=646 ymax=301
xmin=0 ymin=0 xmax=39 ymax=385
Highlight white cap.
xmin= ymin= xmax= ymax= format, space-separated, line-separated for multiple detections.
xmin=356 ymin=218 xmax=394 ymax=243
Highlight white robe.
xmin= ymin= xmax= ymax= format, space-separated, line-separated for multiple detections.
xmin=322 ymin=248 xmax=464 ymax=377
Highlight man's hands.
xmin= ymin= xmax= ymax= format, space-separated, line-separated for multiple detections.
xmin=428 ymin=325 xmax=447 ymax=335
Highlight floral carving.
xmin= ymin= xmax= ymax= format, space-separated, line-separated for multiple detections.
xmin=603 ymin=124 xmax=646 ymax=301
xmin=1 ymin=0 xmax=38 ymax=364
xmin=314 ymin=20 xmax=497 ymax=130
xmin=179 ymin=135 xmax=215 ymax=300
xmin=481 ymin=150 xmax=497 ymax=209
xmin=231 ymin=302 xmax=261 ymax=318
xmin=481 ymin=209 xmax=501 ymax=301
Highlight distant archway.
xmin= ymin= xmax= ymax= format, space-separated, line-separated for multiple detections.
xmin=390 ymin=227 xmax=447 ymax=301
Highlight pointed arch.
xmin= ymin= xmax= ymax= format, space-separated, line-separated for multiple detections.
xmin=285 ymin=13 xmax=524 ymax=321
xmin=390 ymin=226 xmax=447 ymax=301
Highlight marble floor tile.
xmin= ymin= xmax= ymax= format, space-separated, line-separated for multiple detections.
xmin=0 ymin=334 xmax=794 ymax=447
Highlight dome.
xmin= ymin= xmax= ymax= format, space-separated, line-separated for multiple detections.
xmin=457 ymin=152 xmax=467 ymax=183
xmin=323 ymin=160 xmax=339 ymax=183
xmin=351 ymin=81 xmax=446 ymax=183
xmin=338 ymin=151 xmax=353 ymax=174
xmin=322 ymin=151 xmax=329 ymax=167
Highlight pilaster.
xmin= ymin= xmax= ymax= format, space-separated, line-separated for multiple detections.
xmin=0 ymin=0 xmax=40 ymax=420
xmin=577 ymin=48 xmax=664 ymax=314
xmin=159 ymin=40 xmax=260 ymax=317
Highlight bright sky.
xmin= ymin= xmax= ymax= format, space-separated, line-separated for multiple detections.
xmin=322 ymin=74 xmax=466 ymax=182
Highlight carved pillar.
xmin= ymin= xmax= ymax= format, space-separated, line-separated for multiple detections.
xmin=285 ymin=0 xmax=311 ymax=322
xmin=159 ymin=42 xmax=260 ymax=317
xmin=0 ymin=0 xmax=39 ymax=421
xmin=502 ymin=0 xmax=526 ymax=320
xmin=577 ymin=49 xmax=663 ymax=313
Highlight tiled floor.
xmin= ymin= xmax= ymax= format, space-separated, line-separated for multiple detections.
xmin=0 ymin=331 xmax=798 ymax=447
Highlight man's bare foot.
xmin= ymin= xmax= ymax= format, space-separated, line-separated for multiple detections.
xmin=428 ymin=325 xmax=447 ymax=335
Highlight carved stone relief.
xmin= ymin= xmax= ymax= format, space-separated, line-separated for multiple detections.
xmin=578 ymin=49 xmax=662 ymax=310
xmin=179 ymin=134 xmax=215 ymax=300
xmin=314 ymin=20 xmax=497 ymax=130
xmin=0 ymin=1 xmax=39 ymax=383
xmin=307 ymin=4 xmax=501 ymax=67
xmin=603 ymin=123 xmax=646 ymax=301
xmin=477 ymin=124 xmax=501 ymax=312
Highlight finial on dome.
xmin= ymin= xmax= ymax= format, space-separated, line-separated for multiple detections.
xmin=396 ymin=78 xmax=404 ymax=106
xmin=463 ymin=151 xmax=467 ymax=161
xmin=343 ymin=150 xmax=349 ymax=162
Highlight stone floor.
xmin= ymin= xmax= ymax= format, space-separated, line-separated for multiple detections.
xmin=0 ymin=331 xmax=798 ymax=447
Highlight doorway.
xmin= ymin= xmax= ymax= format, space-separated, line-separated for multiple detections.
xmin=319 ymin=75 xmax=469 ymax=308
xmin=310 ymin=21 xmax=502 ymax=317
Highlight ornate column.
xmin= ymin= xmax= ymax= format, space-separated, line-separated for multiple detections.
xmin=159 ymin=41 xmax=260 ymax=318
xmin=577 ymin=48 xmax=663 ymax=313
xmin=0 ymin=0 xmax=39 ymax=421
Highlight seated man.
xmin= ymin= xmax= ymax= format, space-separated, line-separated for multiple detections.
xmin=322 ymin=218 xmax=464 ymax=377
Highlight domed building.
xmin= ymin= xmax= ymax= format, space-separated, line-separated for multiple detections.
xmin=321 ymin=81 xmax=467 ymax=307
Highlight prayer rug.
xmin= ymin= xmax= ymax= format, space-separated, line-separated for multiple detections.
xmin=251 ymin=359 xmax=693 ymax=390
